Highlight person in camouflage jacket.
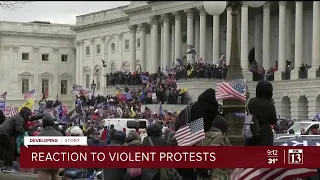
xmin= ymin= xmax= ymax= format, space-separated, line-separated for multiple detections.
xmin=196 ymin=115 xmax=231 ymax=180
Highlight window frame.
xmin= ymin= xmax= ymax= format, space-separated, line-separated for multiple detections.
xmin=86 ymin=46 xmax=90 ymax=56
xmin=61 ymin=54 xmax=68 ymax=63
xmin=41 ymin=54 xmax=49 ymax=62
xmin=22 ymin=53 xmax=30 ymax=61
xmin=96 ymin=44 xmax=101 ymax=54
xmin=21 ymin=79 xmax=29 ymax=94
xmin=60 ymin=80 xmax=68 ymax=95
xmin=137 ymin=38 xmax=141 ymax=48
xmin=41 ymin=79 xmax=49 ymax=94
xmin=124 ymin=40 xmax=130 ymax=50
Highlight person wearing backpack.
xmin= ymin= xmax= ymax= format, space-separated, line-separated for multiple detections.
xmin=195 ymin=115 xmax=231 ymax=180
xmin=246 ymin=80 xmax=277 ymax=146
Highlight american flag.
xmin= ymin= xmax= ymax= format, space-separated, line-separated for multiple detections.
xmin=0 ymin=92 xmax=7 ymax=100
xmin=9 ymin=107 xmax=18 ymax=117
xmin=216 ymin=79 xmax=246 ymax=102
xmin=24 ymin=89 xmax=36 ymax=100
xmin=230 ymin=168 xmax=317 ymax=180
xmin=175 ymin=118 xmax=205 ymax=146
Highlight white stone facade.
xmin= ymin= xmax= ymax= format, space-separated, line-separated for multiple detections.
xmin=0 ymin=21 xmax=76 ymax=107
xmin=1 ymin=1 xmax=320 ymax=116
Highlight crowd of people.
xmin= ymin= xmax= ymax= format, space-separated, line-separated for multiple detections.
xmin=104 ymin=70 xmax=190 ymax=105
xmin=106 ymin=63 xmax=227 ymax=87
xmin=1 ymin=79 xmax=319 ymax=180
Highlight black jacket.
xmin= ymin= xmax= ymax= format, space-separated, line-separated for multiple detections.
xmin=38 ymin=126 xmax=63 ymax=136
xmin=0 ymin=113 xmax=25 ymax=137
xmin=102 ymin=141 xmax=126 ymax=180
xmin=246 ymin=80 xmax=277 ymax=146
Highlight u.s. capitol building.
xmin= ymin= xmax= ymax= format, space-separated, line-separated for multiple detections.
xmin=1 ymin=1 xmax=320 ymax=119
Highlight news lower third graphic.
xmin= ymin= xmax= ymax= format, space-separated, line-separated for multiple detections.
xmin=267 ymin=149 xmax=279 ymax=165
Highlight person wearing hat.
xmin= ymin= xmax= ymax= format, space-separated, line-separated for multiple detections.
xmin=87 ymin=130 xmax=106 ymax=178
xmin=37 ymin=115 xmax=63 ymax=180
xmin=102 ymin=131 xmax=126 ymax=180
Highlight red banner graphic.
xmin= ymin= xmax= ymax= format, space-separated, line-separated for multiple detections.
xmin=19 ymin=146 xmax=319 ymax=168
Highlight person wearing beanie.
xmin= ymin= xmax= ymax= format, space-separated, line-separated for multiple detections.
xmin=103 ymin=130 xmax=126 ymax=180
xmin=0 ymin=107 xmax=32 ymax=172
xmin=38 ymin=115 xmax=63 ymax=180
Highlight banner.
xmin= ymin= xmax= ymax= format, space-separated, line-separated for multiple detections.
xmin=0 ymin=101 xmax=5 ymax=111
xmin=19 ymin=146 xmax=320 ymax=168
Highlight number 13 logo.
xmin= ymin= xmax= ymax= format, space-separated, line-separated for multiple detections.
xmin=290 ymin=153 xmax=302 ymax=164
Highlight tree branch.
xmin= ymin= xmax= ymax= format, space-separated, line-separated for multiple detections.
xmin=0 ymin=1 xmax=32 ymax=11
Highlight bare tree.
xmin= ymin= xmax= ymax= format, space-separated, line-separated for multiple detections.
xmin=0 ymin=1 xmax=31 ymax=11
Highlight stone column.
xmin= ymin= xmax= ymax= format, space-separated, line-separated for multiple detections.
xmin=212 ymin=15 xmax=220 ymax=65
xmin=194 ymin=17 xmax=200 ymax=62
xmin=309 ymin=1 xmax=320 ymax=78
xmin=275 ymin=1 xmax=287 ymax=80
xmin=241 ymin=4 xmax=249 ymax=70
xmin=254 ymin=15 xmax=262 ymax=65
xmin=185 ymin=8 xmax=194 ymax=64
xmin=262 ymin=2 xmax=271 ymax=70
xmin=285 ymin=7 xmax=293 ymax=62
xmin=151 ymin=16 xmax=159 ymax=73
xmin=100 ymin=36 xmax=106 ymax=88
xmin=161 ymin=14 xmax=170 ymax=71
xmin=198 ymin=6 xmax=206 ymax=62
xmin=129 ymin=25 xmax=137 ymax=72
xmin=171 ymin=23 xmax=175 ymax=66
xmin=138 ymin=24 xmax=147 ymax=72
xmin=292 ymin=1 xmax=303 ymax=80
xmin=172 ymin=12 xmax=181 ymax=60
xmin=75 ymin=41 xmax=80 ymax=85
xmin=226 ymin=7 xmax=232 ymax=65
xmin=79 ymin=40 xmax=84 ymax=86
xmin=160 ymin=23 xmax=164 ymax=69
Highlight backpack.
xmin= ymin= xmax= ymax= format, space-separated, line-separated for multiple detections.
xmin=242 ymin=107 xmax=260 ymax=139
xmin=195 ymin=132 xmax=226 ymax=178
xmin=127 ymin=168 xmax=142 ymax=177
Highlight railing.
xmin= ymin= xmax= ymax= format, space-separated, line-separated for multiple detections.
xmin=298 ymin=70 xmax=308 ymax=79
xmin=282 ymin=71 xmax=291 ymax=80
xmin=252 ymin=73 xmax=264 ymax=81
xmin=266 ymin=74 xmax=274 ymax=81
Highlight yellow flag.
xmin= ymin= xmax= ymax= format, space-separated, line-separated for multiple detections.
xmin=130 ymin=106 xmax=136 ymax=117
xmin=18 ymin=99 xmax=34 ymax=112
xmin=187 ymin=68 xmax=194 ymax=77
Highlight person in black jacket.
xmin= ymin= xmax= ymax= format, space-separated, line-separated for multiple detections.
xmin=102 ymin=131 xmax=126 ymax=180
xmin=246 ymin=80 xmax=277 ymax=146
xmin=174 ymin=88 xmax=221 ymax=180
xmin=0 ymin=107 xmax=32 ymax=172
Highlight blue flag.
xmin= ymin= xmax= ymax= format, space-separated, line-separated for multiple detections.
xmin=126 ymin=91 xmax=132 ymax=100
xmin=313 ymin=111 xmax=320 ymax=121
xmin=140 ymin=88 xmax=145 ymax=101
xmin=159 ymin=103 xmax=163 ymax=116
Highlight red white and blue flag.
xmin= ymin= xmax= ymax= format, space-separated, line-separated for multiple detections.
xmin=216 ymin=79 xmax=246 ymax=102
xmin=24 ymin=89 xmax=36 ymax=99
xmin=24 ymin=89 xmax=35 ymax=100
xmin=175 ymin=118 xmax=205 ymax=146
xmin=231 ymin=168 xmax=317 ymax=180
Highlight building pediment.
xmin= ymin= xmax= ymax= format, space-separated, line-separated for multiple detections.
xmin=19 ymin=71 xmax=33 ymax=77
xmin=60 ymin=72 xmax=72 ymax=78
xmin=94 ymin=65 xmax=102 ymax=71
xmin=39 ymin=72 xmax=53 ymax=78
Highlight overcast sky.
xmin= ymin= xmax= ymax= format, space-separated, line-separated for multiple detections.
xmin=0 ymin=1 xmax=130 ymax=24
